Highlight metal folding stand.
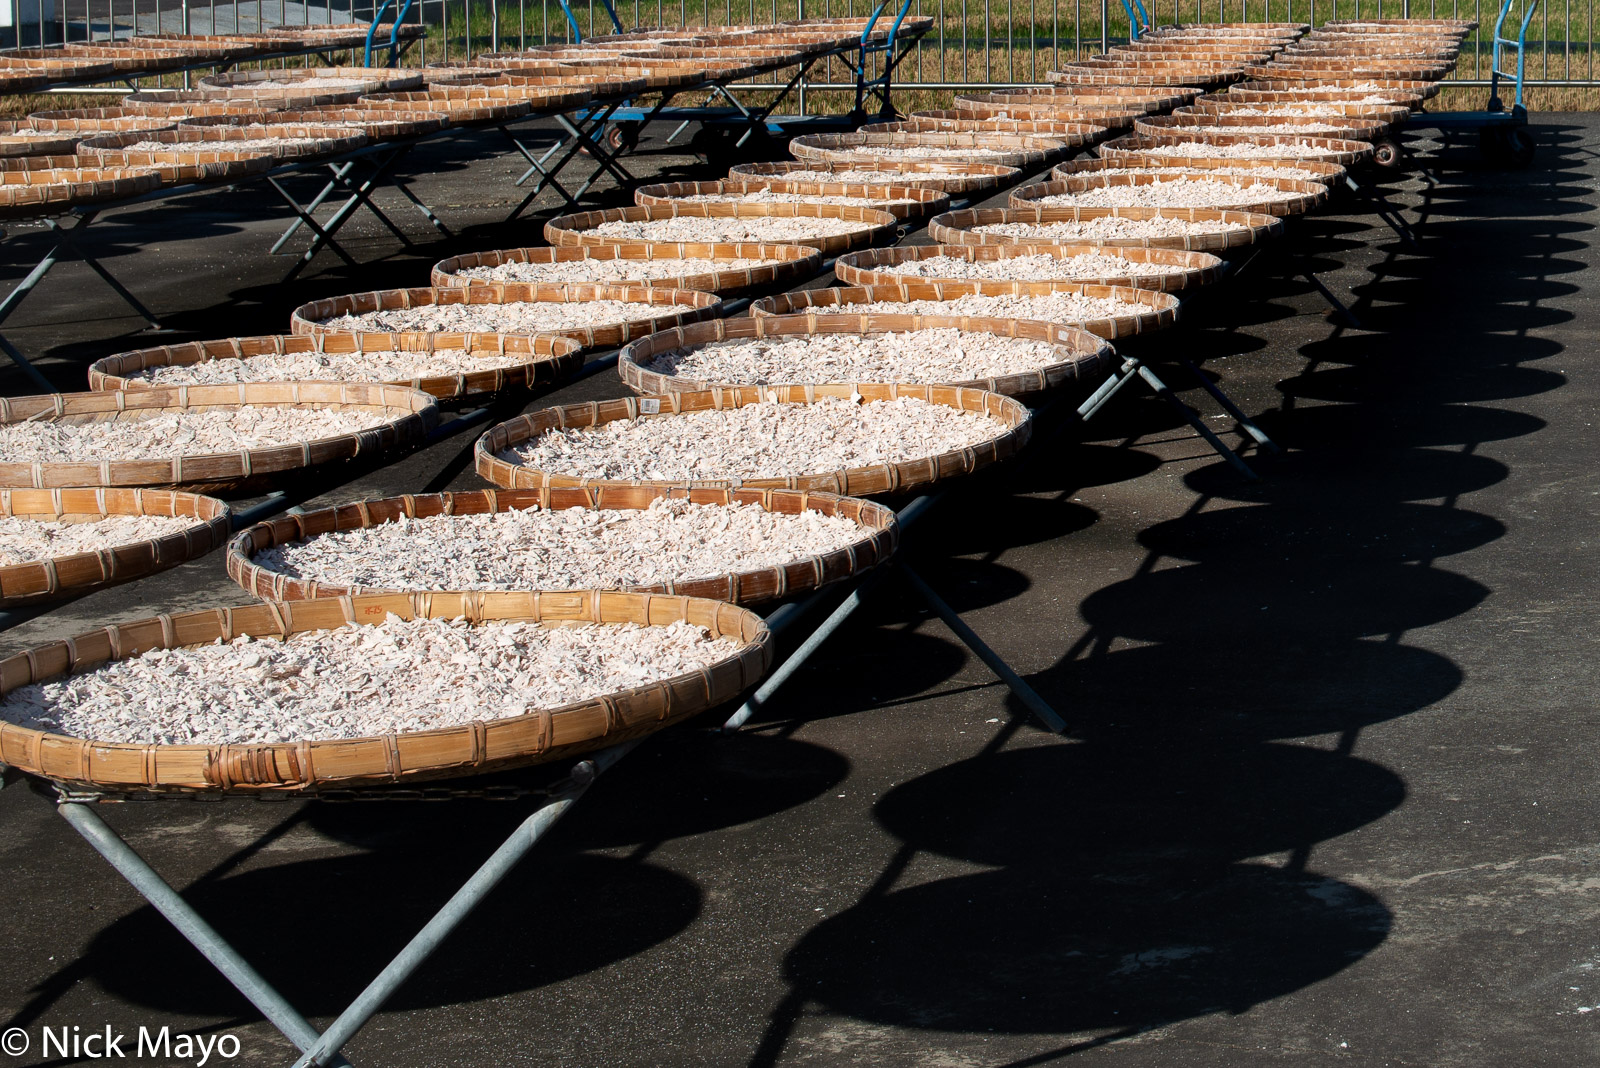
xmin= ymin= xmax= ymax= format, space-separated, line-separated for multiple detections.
xmin=38 ymin=736 xmax=638 ymax=1068
xmin=500 ymin=99 xmax=636 ymax=221
xmin=725 ymin=487 xmax=1067 ymax=737
xmin=267 ymin=142 xmax=450 ymax=281
xmin=0 ymin=209 xmax=163 ymax=391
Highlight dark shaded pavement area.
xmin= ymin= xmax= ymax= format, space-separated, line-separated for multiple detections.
xmin=0 ymin=113 xmax=1596 ymax=1066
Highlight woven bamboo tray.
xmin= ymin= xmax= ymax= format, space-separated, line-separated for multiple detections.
xmin=0 ymin=588 xmax=769 ymax=794
xmin=1146 ymin=107 xmax=1394 ymax=142
xmin=1112 ymin=127 xmax=1374 ymax=165
xmin=357 ymin=88 xmax=531 ymax=126
xmin=121 ymin=99 xmax=273 ymax=122
xmin=1049 ymin=61 xmax=1247 ymax=89
xmin=88 ymin=332 xmax=584 ymax=402
xmin=227 ymin=485 xmax=895 ymax=606
xmin=780 ymin=14 xmax=936 ymax=39
xmin=1322 ymin=17 xmax=1477 ymax=31
xmin=728 ymin=159 xmax=1020 ymax=196
xmin=930 ymin=204 xmax=1283 ymax=252
xmin=1220 ymin=85 xmax=1426 ymax=108
xmin=232 ymin=107 xmax=452 ymax=141
xmin=633 ymin=179 xmax=949 ymax=221
xmin=623 ymin=45 xmax=805 ymax=78
xmin=430 ymin=243 xmax=824 ymax=296
xmin=475 ymin=383 xmax=1032 ymax=495
xmin=142 ymin=121 xmax=367 ymax=161
xmin=405 ymin=73 xmax=597 ymax=112
xmin=0 ymin=53 xmax=118 ymax=81
xmin=1244 ymin=61 xmax=1454 ymax=82
xmin=198 ymin=66 xmax=423 ymax=106
xmin=0 ymin=167 xmax=161 ymax=219
xmin=0 ymin=67 xmax=44 ymax=93
xmin=0 ymin=488 xmax=229 ymax=609
xmin=834 ymin=242 xmax=1222 ymax=292
xmin=618 ymin=311 xmax=1112 ymax=397
xmin=1192 ymin=95 xmax=1413 ymax=124
xmin=955 ymin=86 xmax=1202 ymax=115
xmin=544 ymin=203 xmax=898 ymax=257
xmin=49 ymin=43 xmax=193 ymax=71
xmin=0 ymin=122 xmax=82 ymax=158
xmin=1287 ymin=40 xmax=1460 ymax=59
xmin=0 ymin=385 xmax=435 ymax=493
xmin=1236 ymin=76 xmax=1441 ymax=101
xmin=75 ymin=130 xmax=275 ymax=184
xmin=789 ymin=131 xmax=1069 ymax=171
xmin=1052 ymin=153 xmax=1346 ymax=183
xmin=1011 ymin=170 xmax=1326 ymax=217
xmin=291 ymin=283 xmax=725 ymax=353
xmin=26 ymin=108 xmax=177 ymax=134
xmin=868 ymin=115 xmax=1112 ymax=144
xmin=748 ymin=285 xmax=1175 ymax=342
xmin=1109 ymin=43 xmax=1278 ymax=62
xmin=464 ymin=59 xmax=693 ymax=94
xmin=121 ymin=34 xmax=266 ymax=60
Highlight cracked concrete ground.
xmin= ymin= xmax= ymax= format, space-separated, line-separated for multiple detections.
xmin=0 ymin=112 xmax=1595 ymax=1067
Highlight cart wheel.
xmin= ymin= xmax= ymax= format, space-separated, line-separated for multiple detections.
xmin=607 ymin=122 xmax=642 ymax=152
xmin=1502 ymin=126 xmax=1537 ymax=168
xmin=1373 ymin=139 xmax=1403 ymax=168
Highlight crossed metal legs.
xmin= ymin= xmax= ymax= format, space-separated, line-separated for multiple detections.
xmin=53 ymin=739 xmax=636 ymax=1068
xmin=268 ymin=147 xmax=449 ymax=282
xmin=0 ymin=210 xmax=162 ymax=391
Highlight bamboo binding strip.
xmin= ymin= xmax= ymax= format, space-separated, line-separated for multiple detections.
xmin=873 ymin=113 xmax=1114 ymax=142
xmin=291 ymin=284 xmax=725 ymax=353
xmin=475 ymin=384 xmax=1032 ymax=496
xmin=748 ymin=285 xmax=1177 ymax=341
xmin=75 ymin=130 xmax=276 ymax=185
xmin=617 ymin=312 xmax=1113 ymax=396
xmin=0 ymin=488 xmax=230 ymax=609
xmin=834 ymin=242 xmax=1224 ymax=293
xmin=0 ymin=167 xmax=161 ymax=218
xmin=632 ymin=179 xmax=950 ymax=220
xmin=543 ymin=203 xmax=899 ymax=257
xmin=930 ymin=205 xmax=1284 ymax=252
xmin=226 ymin=486 xmax=898 ymax=606
xmin=0 ymin=589 xmax=771 ymax=794
xmin=0 ymin=384 xmax=437 ymax=493
xmin=1099 ymin=131 xmax=1374 ymax=167
xmin=1051 ymin=155 xmax=1347 ymax=184
xmin=1010 ymin=171 xmax=1329 ymax=218
xmin=88 ymin=332 xmax=585 ymax=402
xmin=430 ymin=243 xmax=825 ymax=296
xmin=788 ymin=130 xmax=1069 ymax=171
xmin=727 ymin=159 xmax=1021 ymax=196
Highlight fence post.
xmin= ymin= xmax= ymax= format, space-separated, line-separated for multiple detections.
xmin=491 ymin=0 xmax=499 ymax=52
xmin=1101 ymin=0 xmax=1108 ymax=53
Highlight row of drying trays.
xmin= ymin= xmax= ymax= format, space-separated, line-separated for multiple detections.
xmin=0 ymin=15 xmax=932 ymax=216
xmin=0 ymin=19 xmax=1463 ymax=796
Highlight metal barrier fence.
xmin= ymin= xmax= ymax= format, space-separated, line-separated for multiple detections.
xmin=19 ymin=0 xmax=1600 ymax=87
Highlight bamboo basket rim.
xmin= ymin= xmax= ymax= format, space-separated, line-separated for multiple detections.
xmin=833 ymin=241 xmax=1224 ymax=293
xmin=1053 ymin=154 xmax=1346 ymax=180
xmin=1236 ymin=76 xmax=1442 ymax=99
xmin=198 ymin=65 xmax=424 ymax=94
xmin=25 ymin=110 xmax=177 ymax=134
xmin=1046 ymin=66 xmax=1245 ymax=88
xmin=474 ymin=383 xmax=1034 ymax=495
xmin=543 ymin=202 xmax=899 ymax=256
xmin=745 ymin=285 xmax=1175 ymax=341
xmin=88 ymin=332 xmax=586 ymax=401
xmin=789 ymin=130 xmax=1070 ymax=170
xmin=226 ymin=485 xmax=898 ymax=607
xmin=0 ymin=166 xmax=161 ymax=218
xmin=1143 ymin=112 xmax=1393 ymax=145
xmin=0 ymin=384 xmax=437 ymax=491
xmin=0 ymin=487 xmax=231 ymax=609
xmin=866 ymin=116 xmax=1112 ymax=143
xmin=1242 ymin=62 xmax=1452 ymax=81
xmin=632 ymin=178 xmax=950 ymax=221
xmin=1191 ymin=95 xmax=1413 ymax=121
xmin=71 ymin=147 xmax=273 ymax=185
xmin=1011 ymin=169 xmax=1327 ymax=218
xmin=620 ymin=310 xmax=1115 ymax=395
xmin=0 ymin=589 xmax=771 ymax=794
xmin=929 ymin=203 xmax=1284 ymax=252
xmin=1102 ymin=129 xmax=1374 ymax=165
xmin=429 ymin=242 xmax=824 ymax=295
xmin=128 ymin=121 xmax=369 ymax=160
xmin=219 ymin=107 xmax=453 ymax=140
xmin=1220 ymin=85 xmax=1427 ymax=106
xmin=727 ymin=159 xmax=1020 ymax=195
xmin=290 ymin=282 xmax=726 ymax=353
